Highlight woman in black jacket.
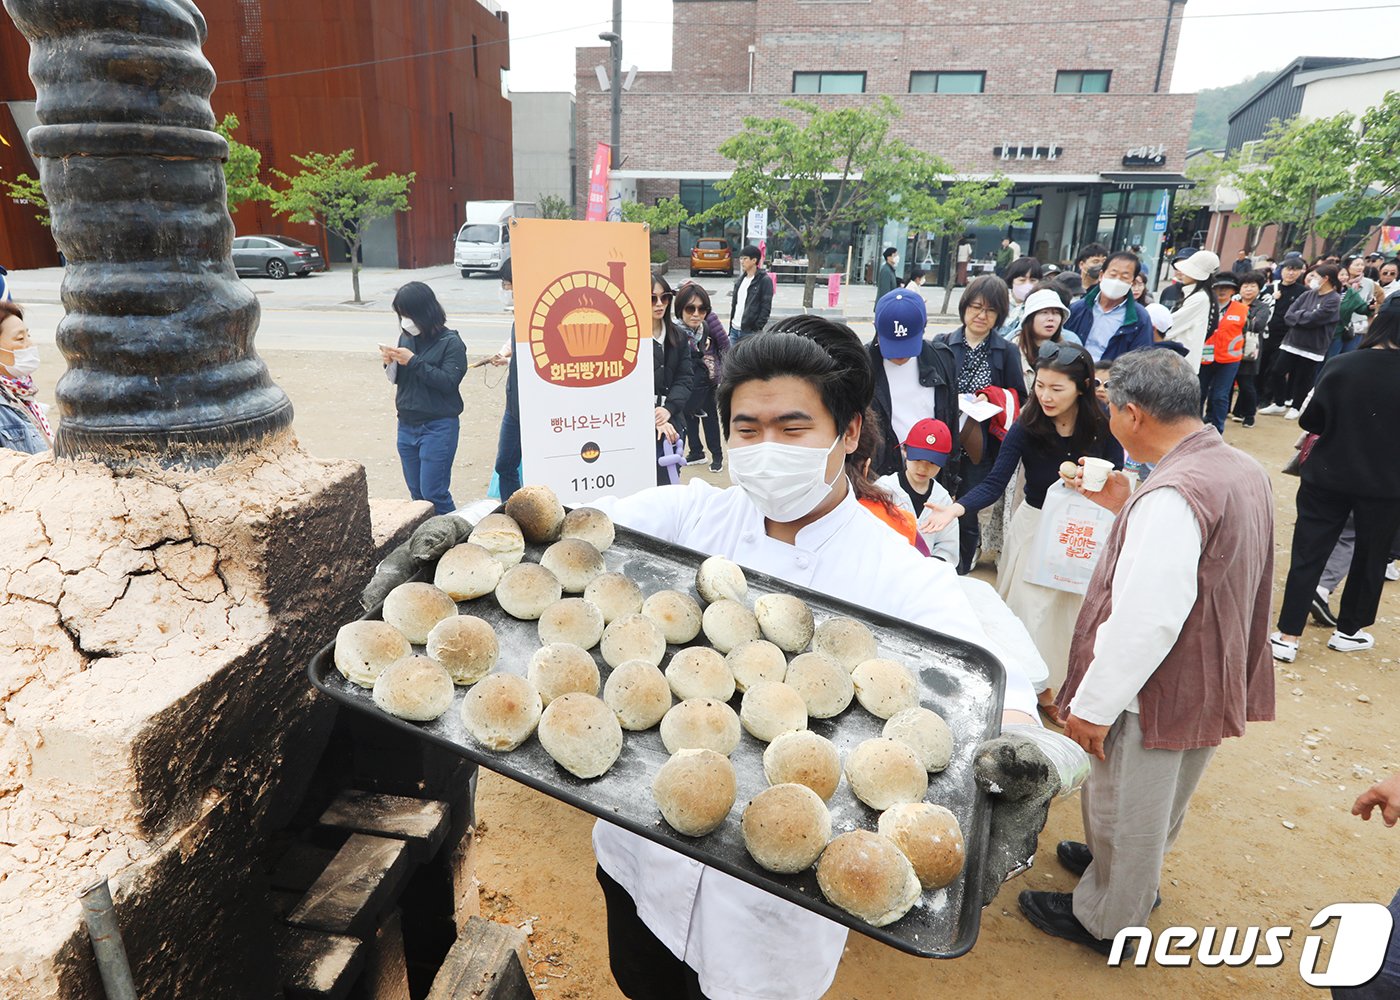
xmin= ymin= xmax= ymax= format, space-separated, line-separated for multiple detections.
xmin=1273 ymin=296 xmax=1400 ymax=662
xmin=934 ymin=275 xmax=1026 ymax=573
xmin=675 ymin=281 xmax=729 ymax=473
xmin=1260 ymin=263 xmax=1342 ymax=418
xmin=383 ymin=281 xmax=467 ymax=514
xmin=651 ymin=275 xmax=696 ymax=484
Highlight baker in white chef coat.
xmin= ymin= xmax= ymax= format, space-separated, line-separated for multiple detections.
xmin=363 ymin=316 xmax=1078 ymax=1000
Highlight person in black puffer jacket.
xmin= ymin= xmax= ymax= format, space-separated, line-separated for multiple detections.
xmin=383 ymin=281 xmax=467 ymax=514
xmin=651 ymin=275 xmax=696 ymax=484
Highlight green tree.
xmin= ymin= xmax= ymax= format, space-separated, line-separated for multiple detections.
xmin=621 ymin=195 xmax=690 ymax=265
xmin=700 ymin=98 xmax=951 ymax=308
xmin=536 ymin=194 xmax=573 ymax=220
xmin=1315 ymin=90 xmax=1400 ymax=254
xmin=270 ymin=150 xmax=415 ymax=304
xmin=902 ymin=173 xmax=1037 ymax=314
xmin=213 ymin=113 xmax=273 ymax=216
xmin=1188 ymin=71 xmax=1275 ymax=149
xmin=1231 ymin=113 xmax=1358 ymax=258
xmin=0 ymin=171 xmax=49 ymax=226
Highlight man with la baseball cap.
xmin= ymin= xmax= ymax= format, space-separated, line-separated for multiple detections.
xmin=868 ymin=289 xmax=962 ymax=494
xmin=876 ymin=416 xmax=960 ymax=564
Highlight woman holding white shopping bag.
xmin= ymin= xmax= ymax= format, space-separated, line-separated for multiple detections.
xmin=924 ymin=341 xmax=1122 ymax=726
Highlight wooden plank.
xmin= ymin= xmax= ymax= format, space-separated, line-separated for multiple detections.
xmin=426 ymin=917 xmax=533 ymax=1000
xmin=319 ymin=790 xmax=450 ymax=860
xmin=288 ymin=833 xmax=412 ymax=937
xmin=278 ymin=925 xmax=365 ymax=1000
xmin=271 ymin=842 xmax=340 ymax=893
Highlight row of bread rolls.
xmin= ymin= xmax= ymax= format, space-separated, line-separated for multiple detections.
xmin=333 ymin=485 xmax=966 ymax=928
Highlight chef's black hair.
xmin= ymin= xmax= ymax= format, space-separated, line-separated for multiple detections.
xmin=716 ymin=315 xmax=874 ymax=439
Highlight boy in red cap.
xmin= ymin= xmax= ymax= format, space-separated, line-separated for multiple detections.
xmin=876 ymin=417 xmax=960 ymax=564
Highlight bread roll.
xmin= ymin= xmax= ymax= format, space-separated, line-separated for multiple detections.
xmin=538 ymin=692 xmax=624 ymax=779
xmin=652 ymin=749 xmax=736 ymax=836
xmin=600 ymin=613 xmax=666 ymax=669
xmin=883 ymin=707 xmax=954 ymax=773
xmin=877 ymin=803 xmax=965 ymax=890
xmin=665 ymin=646 xmax=736 ymax=702
xmin=426 ymin=615 xmax=498 ymax=684
xmin=527 ymin=642 xmax=601 ymax=706
xmin=754 ymin=593 xmax=815 ymax=653
xmin=695 ymin=555 xmax=747 ymax=605
xmin=739 ymin=681 xmax=808 ymax=743
xmin=603 ymin=659 xmax=672 ymax=731
xmin=433 ymin=542 xmax=505 ymax=601
xmin=540 ymin=538 xmax=605 ymax=593
xmin=335 ymin=620 xmax=411 ymax=688
xmin=851 ymin=658 xmax=920 ymax=719
xmin=659 ymin=698 xmax=741 ymax=755
xmin=783 ymin=652 xmax=854 ymax=719
xmin=727 ymin=639 xmax=787 ymax=693
xmin=742 ymin=783 xmax=831 ymax=873
xmin=702 ymin=599 xmax=761 ymax=654
xmin=641 ymin=590 xmax=704 ymax=644
xmin=382 ymin=582 xmax=458 ymax=644
xmin=845 ymin=738 xmax=928 ymax=811
xmin=495 ymin=563 xmax=562 ymax=620
xmin=812 ymin=617 xmax=879 ymax=672
xmin=505 ymin=484 xmax=565 ymax=543
xmin=372 ymin=655 xmax=455 ymax=722
xmin=816 ymin=830 xmax=922 ymax=927
xmin=584 ymin=572 xmax=644 ymax=625
xmin=560 ymin=506 xmax=615 ymax=552
xmin=538 ymin=598 xmax=605 ymax=649
xmin=762 ymin=730 xmax=842 ymax=801
xmin=461 ymin=673 xmax=543 ymax=751
xmin=469 ymin=513 xmax=526 ymax=568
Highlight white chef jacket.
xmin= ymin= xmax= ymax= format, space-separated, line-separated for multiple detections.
xmin=586 ymin=478 xmax=1039 ymax=1000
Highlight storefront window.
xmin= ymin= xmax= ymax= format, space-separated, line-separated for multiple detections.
xmin=678 ymin=180 xmax=740 ymax=258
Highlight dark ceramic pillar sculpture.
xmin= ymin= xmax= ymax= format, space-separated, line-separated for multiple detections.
xmin=4 ymin=0 xmax=293 ymax=467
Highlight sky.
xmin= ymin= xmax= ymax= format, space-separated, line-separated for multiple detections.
xmin=498 ymin=0 xmax=1400 ymax=96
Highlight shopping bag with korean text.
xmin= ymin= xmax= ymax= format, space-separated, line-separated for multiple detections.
xmin=1022 ymin=482 xmax=1116 ymax=595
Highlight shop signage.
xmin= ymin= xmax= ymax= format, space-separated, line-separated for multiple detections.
xmin=994 ymin=143 xmax=1062 ymax=161
xmin=511 ymin=218 xmax=656 ymax=504
xmin=1123 ymin=144 xmax=1168 ymax=167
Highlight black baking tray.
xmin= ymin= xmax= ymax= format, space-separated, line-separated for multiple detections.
xmin=308 ymin=518 xmax=1006 ymax=959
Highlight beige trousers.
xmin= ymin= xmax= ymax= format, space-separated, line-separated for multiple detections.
xmin=1072 ymin=712 xmax=1216 ymax=940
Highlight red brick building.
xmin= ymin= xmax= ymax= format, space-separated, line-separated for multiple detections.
xmin=0 ymin=0 xmax=514 ymax=271
xmin=578 ymin=0 xmax=1197 ymax=284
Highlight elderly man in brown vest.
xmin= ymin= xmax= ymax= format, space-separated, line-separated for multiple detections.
xmin=1017 ymin=348 xmax=1277 ymax=955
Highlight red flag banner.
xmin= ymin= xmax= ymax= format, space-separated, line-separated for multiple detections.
xmin=584 ymin=142 xmax=611 ymax=222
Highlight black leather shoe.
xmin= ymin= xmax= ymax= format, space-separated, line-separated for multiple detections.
xmin=1057 ymin=840 xmax=1092 ymax=876
xmin=1055 ymin=842 xmax=1162 ymax=908
xmin=1018 ymin=891 xmax=1123 ymax=957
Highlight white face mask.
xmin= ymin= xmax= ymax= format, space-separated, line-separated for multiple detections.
xmin=1012 ymin=282 xmax=1034 ymax=302
xmin=1306 ymin=276 xmax=1322 ymax=291
xmin=728 ymin=436 xmax=844 ymax=523
xmin=3 ymin=346 xmax=39 ymax=377
xmin=400 ymin=318 xmax=420 ymax=336
xmin=1098 ymin=276 xmax=1132 ymax=301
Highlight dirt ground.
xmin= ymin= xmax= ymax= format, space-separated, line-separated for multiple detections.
xmin=246 ymin=350 xmax=1400 ymax=997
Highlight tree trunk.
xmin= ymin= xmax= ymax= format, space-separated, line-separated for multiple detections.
xmin=351 ymin=239 xmax=362 ymax=304
xmin=802 ymin=237 xmax=822 ymax=310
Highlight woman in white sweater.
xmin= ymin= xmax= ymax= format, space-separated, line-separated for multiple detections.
xmin=1168 ymin=250 xmax=1220 ymax=368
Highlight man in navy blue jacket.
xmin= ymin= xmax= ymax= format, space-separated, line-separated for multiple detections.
xmin=1063 ymin=251 xmax=1153 ymax=362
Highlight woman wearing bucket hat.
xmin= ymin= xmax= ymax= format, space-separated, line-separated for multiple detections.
xmin=1013 ymin=286 xmax=1076 ymax=390
xmin=1168 ymin=249 xmax=1220 ymax=369
xmin=922 ymin=341 xmax=1123 ymax=725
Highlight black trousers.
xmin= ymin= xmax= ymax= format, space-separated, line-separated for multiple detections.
xmin=1269 ymin=351 xmax=1319 ymax=409
xmin=596 ymin=866 xmax=709 ymax=1000
xmin=1278 ymin=481 xmax=1400 ymax=636
xmin=1231 ymin=359 xmax=1259 ymax=420
xmin=684 ymin=383 xmax=724 ymax=465
xmin=954 ymin=445 xmax=996 ymax=575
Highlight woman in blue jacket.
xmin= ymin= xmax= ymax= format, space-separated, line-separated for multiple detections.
xmin=382 ymin=282 xmax=467 ymax=514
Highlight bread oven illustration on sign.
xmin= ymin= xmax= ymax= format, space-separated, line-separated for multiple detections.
xmin=527 ymin=260 xmax=641 ymax=388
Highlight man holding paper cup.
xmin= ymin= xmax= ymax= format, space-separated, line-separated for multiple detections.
xmin=1018 ymin=348 xmax=1276 ymax=955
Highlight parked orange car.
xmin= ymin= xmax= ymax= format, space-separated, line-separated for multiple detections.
xmin=689 ymin=238 xmax=733 ymax=277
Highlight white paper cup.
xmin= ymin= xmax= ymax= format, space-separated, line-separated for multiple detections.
xmin=1080 ymin=457 xmax=1114 ymax=492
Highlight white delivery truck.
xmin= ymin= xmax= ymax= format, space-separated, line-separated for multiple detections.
xmin=454 ymin=200 xmax=538 ymax=277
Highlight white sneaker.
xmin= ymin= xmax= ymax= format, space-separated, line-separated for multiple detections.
xmin=1284 ymin=408 xmax=1301 ymax=420
xmin=1271 ymin=631 xmax=1298 ymax=663
xmin=1387 ymin=561 xmax=1399 ymax=582
xmin=1257 ymin=404 xmax=1287 ymax=416
xmin=1229 ymin=415 xmax=1245 ymax=423
xmin=1328 ymin=630 xmax=1375 ymax=652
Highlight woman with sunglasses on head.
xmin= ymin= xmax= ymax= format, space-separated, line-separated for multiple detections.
xmin=923 ymin=341 xmax=1122 ymax=726
xmin=674 ymin=281 xmax=730 ymax=473
xmin=650 ymin=275 xmax=697 ymax=485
